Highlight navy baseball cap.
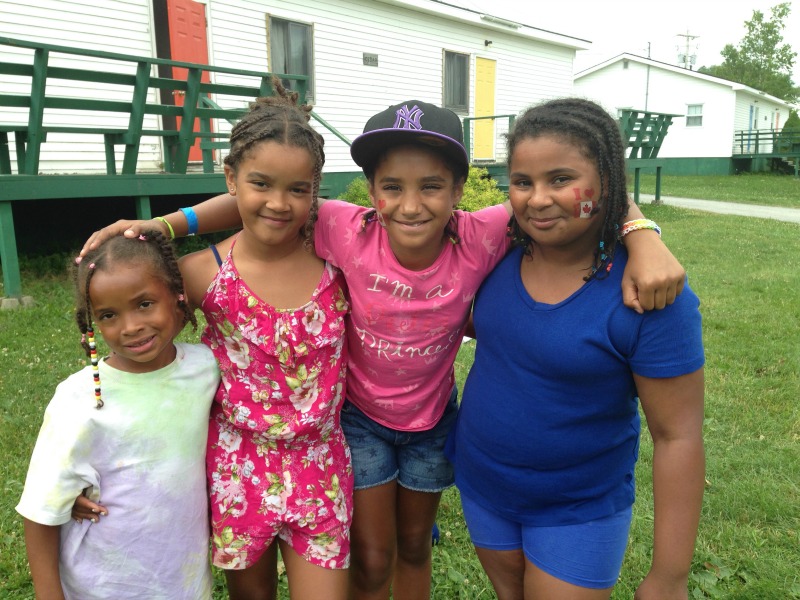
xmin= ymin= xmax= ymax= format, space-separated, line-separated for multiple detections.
xmin=350 ymin=100 xmax=469 ymax=179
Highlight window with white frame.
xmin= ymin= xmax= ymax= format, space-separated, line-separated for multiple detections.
xmin=686 ymin=104 xmax=703 ymax=127
xmin=268 ymin=16 xmax=313 ymax=99
xmin=444 ymin=51 xmax=469 ymax=113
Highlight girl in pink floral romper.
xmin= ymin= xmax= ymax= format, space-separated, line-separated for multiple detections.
xmin=202 ymin=238 xmax=351 ymax=572
xmin=179 ymin=83 xmax=352 ymax=599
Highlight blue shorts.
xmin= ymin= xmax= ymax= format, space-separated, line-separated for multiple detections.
xmin=340 ymin=388 xmax=458 ymax=492
xmin=461 ymin=494 xmax=632 ymax=589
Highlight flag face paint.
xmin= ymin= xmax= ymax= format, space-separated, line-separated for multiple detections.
xmin=376 ymin=199 xmax=387 ymax=227
xmin=575 ymin=200 xmax=597 ymax=218
xmin=572 ymin=188 xmax=597 ymax=218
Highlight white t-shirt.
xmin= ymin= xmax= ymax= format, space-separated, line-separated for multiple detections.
xmin=17 ymin=343 xmax=219 ymax=600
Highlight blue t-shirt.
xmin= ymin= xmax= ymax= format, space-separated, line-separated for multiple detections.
xmin=446 ymin=245 xmax=705 ymax=526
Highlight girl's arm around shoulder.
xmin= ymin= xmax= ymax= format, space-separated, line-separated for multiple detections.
xmin=178 ymin=235 xmax=236 ymax=309
xmin=620 ymin=200 xmax=685 ymax=314
xmin=634 ymin=368 xmax=705 ymax=600
xmin=23 ymin=519 xmax=66 ymax=600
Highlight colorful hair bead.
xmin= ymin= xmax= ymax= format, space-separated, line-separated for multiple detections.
xmin=87 ymin=327 xmax=103 ymax=409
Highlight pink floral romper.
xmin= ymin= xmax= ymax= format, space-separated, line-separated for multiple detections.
xmin=201 ymin=238 xmax=352 ymax=570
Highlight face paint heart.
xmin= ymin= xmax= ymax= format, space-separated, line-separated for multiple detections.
xmin=378 ymin=199 xmax=387 ymax=210
xmin=584 ymin=188 xmax=595 ymax=199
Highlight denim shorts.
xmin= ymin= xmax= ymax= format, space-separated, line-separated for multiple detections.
xmin=461 ymin=493 xmax=633 ymax=589
xmin=340 ymin=388 xmax=458 ymax=492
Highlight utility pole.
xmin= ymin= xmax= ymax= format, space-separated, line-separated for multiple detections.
xmin=676 ymin=31 xmax=699 ymax=69
xmin=645 ymin=42 xmax=651 ymax=111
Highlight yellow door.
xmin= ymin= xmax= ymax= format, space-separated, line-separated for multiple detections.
xmin=474 ymin=57 xmax=496 ymax=160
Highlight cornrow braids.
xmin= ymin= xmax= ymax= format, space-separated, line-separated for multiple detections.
xmin=72 ymin=230 xmax=195 ymax=408
xmin=506 ymin=97 xmax=629 ymax=280
xmin=224 ymin=76 xmax=325 ymax=249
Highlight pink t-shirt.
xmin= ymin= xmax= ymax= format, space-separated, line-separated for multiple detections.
xmin=315 ymin=200 xmax=510 ymax=431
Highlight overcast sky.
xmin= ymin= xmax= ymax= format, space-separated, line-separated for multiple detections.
xmin=464 ymin=0 xmax=800 ymax=86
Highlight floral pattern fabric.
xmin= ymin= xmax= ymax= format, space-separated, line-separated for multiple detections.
xmin=201 ymin=240 xmax=353 ymax=569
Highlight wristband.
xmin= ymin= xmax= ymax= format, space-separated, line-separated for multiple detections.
xmin=180 ymin=207 xmax=199 ymax=236
xmin=618 ymin=219 xmax=661 ymax=241
xmin=154 ymin=216 xmax=175 ymax=240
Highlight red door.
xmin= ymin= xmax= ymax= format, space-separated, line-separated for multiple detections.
xmin=166 ymin=0 xmax=211 ymax=161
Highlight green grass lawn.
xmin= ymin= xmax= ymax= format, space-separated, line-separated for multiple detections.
xmin=2 ymin=202 xmax=799 ymax=598
xmin=636 ymin=173 xmax=800 ymax=209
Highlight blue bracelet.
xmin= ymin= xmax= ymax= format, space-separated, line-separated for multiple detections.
xmin=179 ymin=207 xmax=199 ymax=236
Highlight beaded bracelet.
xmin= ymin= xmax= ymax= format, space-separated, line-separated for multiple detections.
xmin=180 ymin=206 xmax=199 ymax=236
xmin=154 ymin=216 xmax=175 ymax=240
xmin=618 ymin=218 xmax=661 ymax=241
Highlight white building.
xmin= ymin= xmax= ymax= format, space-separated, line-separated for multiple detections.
xmin=0 ymin=0 xmax=590 ymax=183
xmin=574 ymin=53 xmax=796 ymax=175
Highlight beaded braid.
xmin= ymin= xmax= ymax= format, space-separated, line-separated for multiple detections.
xmin=73 ymin=230 xmax=195 ymax=408
xmin=506 ymin=97 xmax=629 ymax=280
xmin=224 ymin=77 xmax=325 ymax=249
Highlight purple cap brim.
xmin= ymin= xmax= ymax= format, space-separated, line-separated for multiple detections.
xmin=351 ymin=128 xmax=469 ymax=176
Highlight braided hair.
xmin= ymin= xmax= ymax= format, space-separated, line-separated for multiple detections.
xmin=506 ymin=98 xmax=629 ymax=280
xmin=73 ymin=230 xmax=195 ymax=408
xmin=224 ymin=77 xmax=325 ymax=248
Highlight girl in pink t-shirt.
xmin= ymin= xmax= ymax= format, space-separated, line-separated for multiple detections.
xmin=78 ymin=100 xmax=685 ymax=600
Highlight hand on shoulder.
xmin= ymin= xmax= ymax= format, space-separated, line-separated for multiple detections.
xmin=76 ymin=219 xmax=169 ymax=262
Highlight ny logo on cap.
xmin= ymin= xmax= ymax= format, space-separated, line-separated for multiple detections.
xmin=393 ymin=105 xmax=424 ymax=130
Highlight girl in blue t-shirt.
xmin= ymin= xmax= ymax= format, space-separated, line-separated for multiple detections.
xmin=446 ymin=98 xmax=705 ymax=600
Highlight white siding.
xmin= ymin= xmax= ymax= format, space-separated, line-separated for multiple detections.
xmin=575 ymin=61 xmax=737 ymax=158
xmin=0 ymin=0 xmax=162 ymax=173
xmin=2 ymin=0 xmax=581 ymax=174
xmin=206 ymin=0 xmax=577 ymax=171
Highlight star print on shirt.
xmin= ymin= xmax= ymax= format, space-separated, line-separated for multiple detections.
xmin=482 ymin=233 xmax=499 ymax=256
xmin=351 ymin=255 xmax=364 ymax=269
xmin=375 ymin=398 xmax=395 ymax=409
xmin=326 ymin=214 xmax=338 ymax=229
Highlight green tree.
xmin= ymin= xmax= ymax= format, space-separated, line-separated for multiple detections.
xmin=699 ymin=2 xmax=798 ymax=101
xmin=777 ymin=109 xmax=800 ymax=152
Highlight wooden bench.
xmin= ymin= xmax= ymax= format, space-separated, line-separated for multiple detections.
xmin=0 ymin=36 xmax=315 ymax=300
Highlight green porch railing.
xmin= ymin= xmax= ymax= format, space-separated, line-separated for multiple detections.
xmin=0 ymin=36 xmax=349 ymax=300
xmin=732 ymin=129 xmax=800 ymax=155
xmin=0 ymin=35 xmax=309 ymax=177
xmin=732 ymin=130 xmax=800 ymax=177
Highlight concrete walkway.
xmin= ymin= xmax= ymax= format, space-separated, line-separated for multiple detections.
xmin=638 ymin=194 xmax=800 ymax=224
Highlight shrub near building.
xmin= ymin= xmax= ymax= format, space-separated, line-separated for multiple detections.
xmin=341 ymin=166 xmax=507 ymax=212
